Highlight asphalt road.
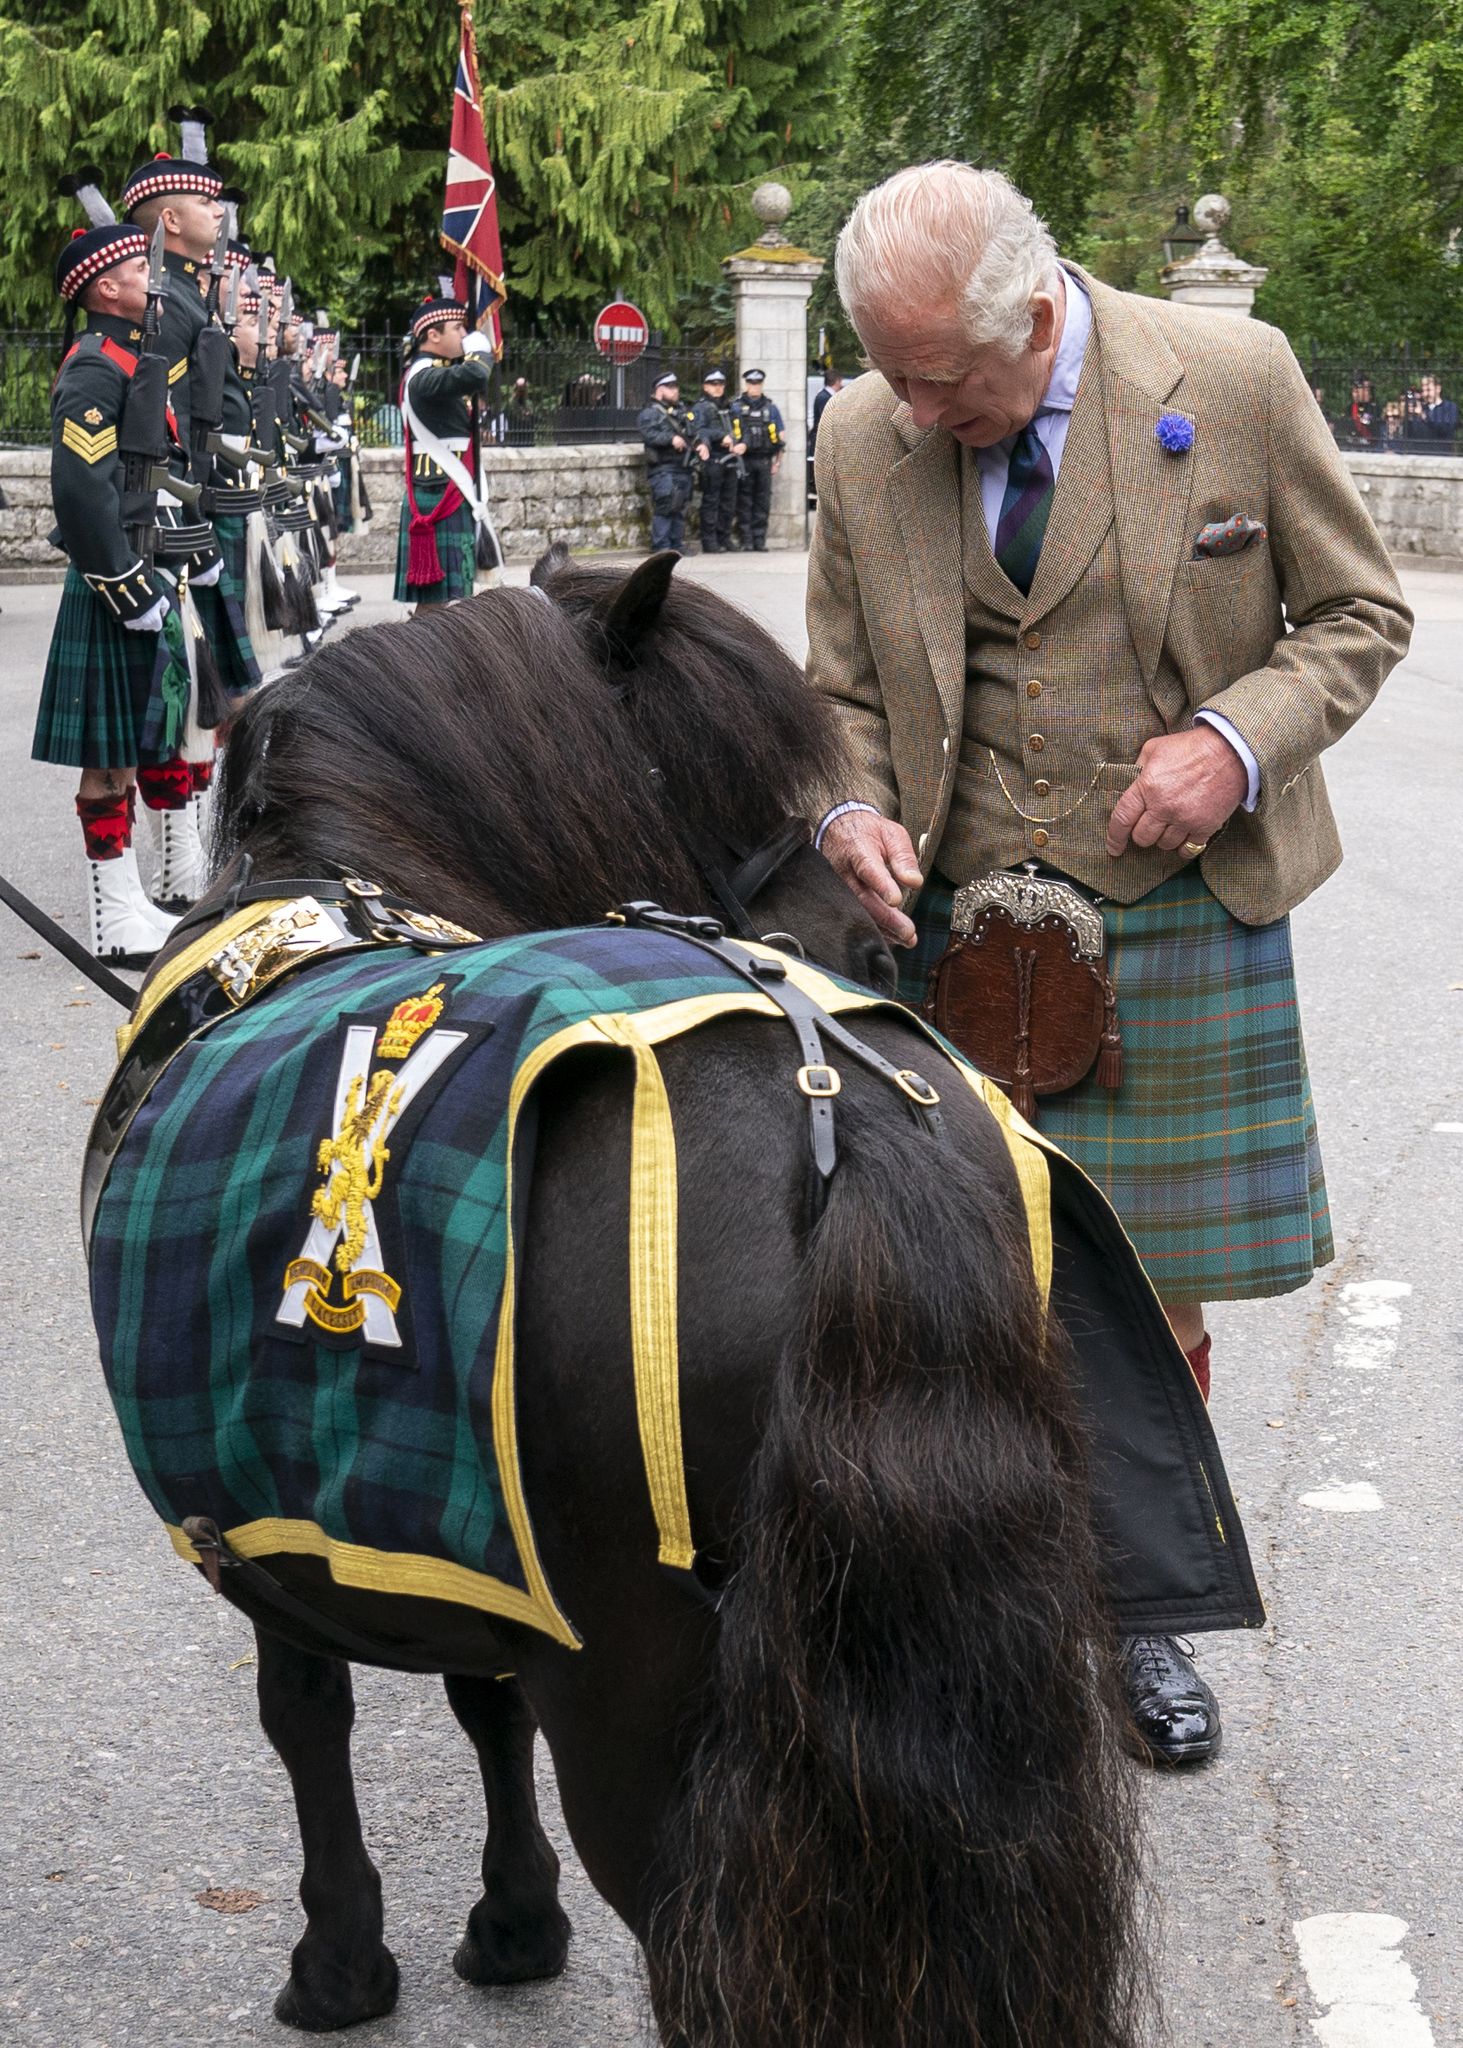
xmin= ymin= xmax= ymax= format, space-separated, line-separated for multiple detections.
xmin=1 ymin=556 xmax=1460 ymax=2048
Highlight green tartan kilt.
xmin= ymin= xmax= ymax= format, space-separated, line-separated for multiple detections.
xmin=33 ymin=567 xmax=190 ymax=770
xmin=197 ymin=519 xmax=262 ymax=703
xmin=394 ymin=471 xmax=476 ymax=605
xmin=900 ymin=869 xmax=1334 ymax=1304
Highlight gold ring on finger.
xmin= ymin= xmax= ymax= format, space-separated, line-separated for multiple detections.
xmin=1182 ymin=839 xmax=1208 ymax=857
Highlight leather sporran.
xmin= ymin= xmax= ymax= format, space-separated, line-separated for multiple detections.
xmin=922 ymin=869 xmax=1123 ymax=1124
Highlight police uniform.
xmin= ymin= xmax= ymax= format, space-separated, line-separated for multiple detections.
xmin=689 ymin=369 xmax=740 ymax=552
xmin=731 ymin=371 xmax=784 ymax=550
xmin=637 ymin=377 xmax=696 ymax=550
xmin=32 ymin=204 xmax=194 ymax=963
xmin=394 ymin=293 xmax=494 ymax=608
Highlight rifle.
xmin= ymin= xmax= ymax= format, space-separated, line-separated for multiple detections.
xmin=117 ymin=221 xmax=207 ymax=569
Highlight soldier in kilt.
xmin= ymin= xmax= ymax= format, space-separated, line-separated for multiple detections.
xmin=32 ymin=209 xmax=193 ymax=964
xmin=810 ymin=164 xmax=1413 ymax=1763
xmin=394 ymin=292 xmax=494 ymax=610
xmin=119 ymin=123 xmax=262 ymax=907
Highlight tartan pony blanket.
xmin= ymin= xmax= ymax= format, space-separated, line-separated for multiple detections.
xmin=89 ymin=919 xmax=1054 ymax=1647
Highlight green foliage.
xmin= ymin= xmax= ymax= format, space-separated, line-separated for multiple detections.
xmin=0 ymin=0 xmax=838 ymax=334
xmin=807 ymin=0 xmax=1463 ymax=352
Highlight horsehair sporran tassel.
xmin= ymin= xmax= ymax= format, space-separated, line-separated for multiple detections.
xmin=1011 ymin=945 xmax=1038 ymax=1124
xmin=1095 ymin=978 xmax=1123 ymax=1091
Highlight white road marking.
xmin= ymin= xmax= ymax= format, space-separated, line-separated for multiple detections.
xmin=1431 ymin=1121 xmax=1463 ymax=1132
xmin=1294 ymin=1912 xmax=1436 ymax=2046
xmin=1333 ymin=1280 xmax=1412 ymax=1371
xmin=1299 ymin=1481 xmax=1385 ymax=1513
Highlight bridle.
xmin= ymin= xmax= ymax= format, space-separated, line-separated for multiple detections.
xmin=672 ymin=811 xmax=813 ymax=950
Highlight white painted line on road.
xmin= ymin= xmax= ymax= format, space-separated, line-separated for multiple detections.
xmin=1300 ymin=1481 xmax=1385 ymax=1513
xmin=1333 ymin=1279 xmax=1412 ymax=1371
xmin=1295 ymin=1912 xmax=1435 ymax=2046
xmin=1432 ymin=1121 xmax=1463 ymax=1132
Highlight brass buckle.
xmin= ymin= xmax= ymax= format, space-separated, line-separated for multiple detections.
xmin=894 ymin=1069 xmax=941 ymax=1106
xmin=797 ymin=1063 xmax=841 ymax=1098
xmin=342 ymin=876 xmax=383 ymax=898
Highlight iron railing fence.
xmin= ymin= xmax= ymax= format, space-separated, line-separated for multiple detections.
xmin=1303 ymin=352 xmax=1463 ymax=453
xmin=0 ymin=329 xmax=738 ymax=448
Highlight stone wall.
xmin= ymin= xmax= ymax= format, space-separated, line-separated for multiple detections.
xmin=6 ymin=442 xmax=1463 ymax=578
xmin=0 ymin=441 xmax=652 ymax=580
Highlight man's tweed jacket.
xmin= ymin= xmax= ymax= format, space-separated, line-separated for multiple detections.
xmin=806 ymin=267 xmax=1413 ymax=926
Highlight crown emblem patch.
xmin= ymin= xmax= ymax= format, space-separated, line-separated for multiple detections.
xmin=378 ymin=981 xmax=445 ymax=1061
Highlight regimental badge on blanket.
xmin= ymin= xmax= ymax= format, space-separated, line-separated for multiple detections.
xmin=277 ymin=979 xmax=475 ymax=1354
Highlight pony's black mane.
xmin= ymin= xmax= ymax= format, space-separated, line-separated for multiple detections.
xmin=214 ymin=553 xmax=846 ymax=940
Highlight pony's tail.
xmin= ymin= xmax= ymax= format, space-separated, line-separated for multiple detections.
xmin=652 ymin=1108 xmax=1148 ymax=2048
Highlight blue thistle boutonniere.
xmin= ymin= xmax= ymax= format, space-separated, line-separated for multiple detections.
xmin=1156 ymin=412 xmax=1195 ymax=455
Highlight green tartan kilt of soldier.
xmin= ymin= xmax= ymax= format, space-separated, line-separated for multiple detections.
xmin=899 ymin=868 xmax=1334 ymax=1304
xmin=196 ymin=520 xmax=262 ymax=703
xmin=33 ymin=567 xmax=191 ymax=770
xmin=393 ymin=471 xmax=476 ymax=606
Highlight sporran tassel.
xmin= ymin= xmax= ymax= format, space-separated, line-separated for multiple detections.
xmin=1095 ymin=983 xmax=1123 ymax=1092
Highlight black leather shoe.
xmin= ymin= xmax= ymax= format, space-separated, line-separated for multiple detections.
xmin=1122 ymin=1635 xmax=1221 ymax=1766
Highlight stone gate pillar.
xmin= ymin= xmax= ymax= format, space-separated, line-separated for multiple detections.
xmin=722 ymin=183 xmax=824 ymax=549
xmin=1160 ymin=193 xmax=1268 ymax=317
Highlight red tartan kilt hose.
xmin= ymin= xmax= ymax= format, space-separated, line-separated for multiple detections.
xmin=899 ymin=868 xmax=1333 ymax=1304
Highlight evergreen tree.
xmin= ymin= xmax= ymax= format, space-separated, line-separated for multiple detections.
xmin=0 ymin=0 xmax=839 ymax=332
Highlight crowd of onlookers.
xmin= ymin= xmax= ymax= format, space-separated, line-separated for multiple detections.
xmin=1326 ymin=372 xmax=1460 ymax=452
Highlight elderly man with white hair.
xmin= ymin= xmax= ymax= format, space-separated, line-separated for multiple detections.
xmin=808 ymin=161 xmax=1411 ymax=1764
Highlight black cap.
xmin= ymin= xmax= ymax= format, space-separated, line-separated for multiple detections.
xmin=702 ymin=366 xmax=726 ymax=383
xmin=409 ymin=292 xmax=468 ymax=343
xmin=654 ymin=370 xmax=679 ymax=387
xmin=54 ymin=224 xmax=150 ymax=304
xmin=743 ymin=367 xmax=766 ymax=383
xmin=121 ymin=153 xmax=224 ymax=216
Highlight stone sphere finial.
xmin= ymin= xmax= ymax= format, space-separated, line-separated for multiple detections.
xmin=1193 ymin=192 xmax=1232 ymax=238
xmin=751 ymin=180 xmax=793 ymax=245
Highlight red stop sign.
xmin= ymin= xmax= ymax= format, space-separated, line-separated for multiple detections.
xmin=593 ymin=300 xmax=650 ymax=366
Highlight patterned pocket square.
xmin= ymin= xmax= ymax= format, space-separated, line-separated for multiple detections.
xmin=1193 ymin=514 xmax=1268 ymax=558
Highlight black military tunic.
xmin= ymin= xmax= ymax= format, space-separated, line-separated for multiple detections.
xmin=394 ymin=352 xmax=492 ymax=605
xmin=32 ymin=314 xmax=191 ymax=770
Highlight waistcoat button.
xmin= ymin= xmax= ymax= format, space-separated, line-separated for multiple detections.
xmin=1026 ymin=680 xmax=1043 ymax=698
xmin=1028 ymin=733 xmax=1046 ymax=752
xmin=1033 ymin=778 xmax=1051 ymax=796
xmin=1024 ymin=629 xmax=1042 ymax=650
xmin=1031 ymin=828 xmax=1050 ymax=848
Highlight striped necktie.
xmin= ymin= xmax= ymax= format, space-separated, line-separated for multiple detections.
xmin=993 ymin=422 xmax=1055 ymax=596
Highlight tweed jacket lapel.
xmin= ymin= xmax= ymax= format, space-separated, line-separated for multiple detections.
xmin=1082 ymin=271 xmax=1193 ymax=684
xmin=1021 ymin=328 xmax=1113 ymax=624
xmin=888 ymin=406 xmax=967 ymax=732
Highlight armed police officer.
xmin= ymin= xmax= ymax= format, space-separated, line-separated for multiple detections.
xmin=689 ymin=366 xmax=742 ymax=554
xmin=637 ymin=370 xmax=699 ymax=552
xmin=730 ymin=367 xmax=784 ymax=551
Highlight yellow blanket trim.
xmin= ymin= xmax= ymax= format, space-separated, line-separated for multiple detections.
xmin=164 ymin=1516 xmax=565 ymax=1632
xmin=61 ymin=419 xmax=118 ymax=464
xmin=593 ymin=1014 xmax=693 ymax=1569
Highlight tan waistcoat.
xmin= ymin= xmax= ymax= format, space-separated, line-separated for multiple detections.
xmin=940 ymin=344 xmax=1195 ymax=900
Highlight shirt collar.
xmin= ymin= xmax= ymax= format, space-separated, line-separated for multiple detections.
xmin=1037 ymin=266 xmax=1091 ymax=417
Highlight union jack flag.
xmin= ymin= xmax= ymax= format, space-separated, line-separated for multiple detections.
xmin=441 ymin=6 xmax=506 ymax=352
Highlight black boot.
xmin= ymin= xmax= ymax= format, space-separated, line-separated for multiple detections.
xmin=1122 ymin=1635 xmax=1221 ymax=1766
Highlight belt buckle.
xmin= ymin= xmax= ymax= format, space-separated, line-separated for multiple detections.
xmin=796 ymin=1063 xmax=841 ymax=1098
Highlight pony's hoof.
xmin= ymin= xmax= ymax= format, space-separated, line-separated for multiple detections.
xmin=453 ymin=1903 xmax=571 ymax=1985
xmin=272 ymin=1949 xmax=400 ymax=2030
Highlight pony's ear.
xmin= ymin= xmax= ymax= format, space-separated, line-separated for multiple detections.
xmin=530 ymin=540 xmax=571 ymax=590
xmin=601 ymin=549 xmax=679 ymax=658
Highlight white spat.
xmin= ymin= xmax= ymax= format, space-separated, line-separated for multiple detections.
xmin=1295 ymin=1912 xmax=1436 ymax=2046
xmin=1299 ymin=1481 xmax=1384 ymax=1513
xmin=1332 ymin=1280 xmax=1412 ymax=1371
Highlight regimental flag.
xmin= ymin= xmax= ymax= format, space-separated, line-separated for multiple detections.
xmin=441 ymin=4 xmax=507 ymax=353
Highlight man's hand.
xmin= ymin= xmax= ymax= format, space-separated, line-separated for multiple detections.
xmin=696 ymin=442 xmax=712 ymax=462
xmin=820 ymin=810 xmax=923 ymax=947
xmin=671 ymin=434 xmax=687 ymax=451
xmin=1106 ymin=726 xmax=1249 ymax=858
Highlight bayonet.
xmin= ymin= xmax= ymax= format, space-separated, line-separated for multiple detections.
xmin=278 ymin=279 xmax=294 ymax=335
xmin=221 ymin=262 xmax=240 ymax=333
xmin=142 ymin=219 xmax=168 ymax=350
xmin=205 ymin=212 xmax=229 ymax=319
